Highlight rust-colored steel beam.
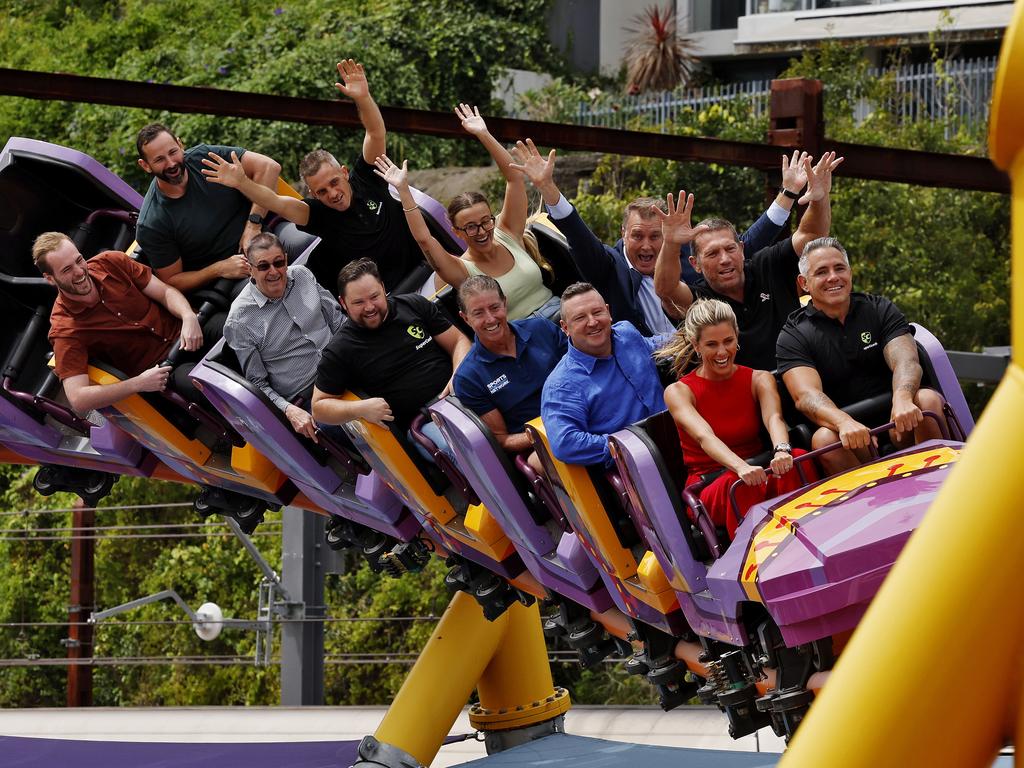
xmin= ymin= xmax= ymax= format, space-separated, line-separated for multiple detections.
xmin=0 ymin=67 xmax=1009 ymax=194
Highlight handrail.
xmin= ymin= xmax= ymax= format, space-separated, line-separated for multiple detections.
xmin=723 ymin=410 xmax=949 ymax=530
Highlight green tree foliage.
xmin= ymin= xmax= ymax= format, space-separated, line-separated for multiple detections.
xmin=0 ymin=0 xmax=557 ymax=187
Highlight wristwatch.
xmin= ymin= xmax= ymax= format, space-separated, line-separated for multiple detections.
xmin=247 ymin=213 xmax=265 ymax=226
xmin=781 ymin=188 xmax=801 ymax=201
xmin=774 ymin=442 xmax=792 ymax=454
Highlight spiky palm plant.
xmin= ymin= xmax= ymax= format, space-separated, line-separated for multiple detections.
xmin=624 ymin=4 xmax=697 ymax=95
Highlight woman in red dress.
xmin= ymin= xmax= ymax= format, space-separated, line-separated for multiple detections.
xmin=658 ymin=299 xmax=811 ymax=538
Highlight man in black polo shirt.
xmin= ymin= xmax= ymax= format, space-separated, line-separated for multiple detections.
xmin=311 ymin=258 xmax=470 ymax=457
xmin=652 ymin=151 xmax=843 ymax=371
xmin=776 ymin=237 xmax=945 ymax=475
xmin=201 ymin=58 xmax=424 ymax=291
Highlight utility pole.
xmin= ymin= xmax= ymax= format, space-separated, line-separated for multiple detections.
xmin=67 ymin=499 xmax=94 ymax=706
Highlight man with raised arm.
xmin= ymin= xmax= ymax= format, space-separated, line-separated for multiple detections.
xmin=777 ymin=237 xmax=946 ymax=475
xmin=222 ymin=233 xmax=345 ymax=442
xmin=134 ymin=123 xmax=281 ymax=301
xmin=34 ymin=232 xmax=203 ymax=414
xmin=510 ymin=140 xmax=809 ymax=337
xmin=541 ymin=282 xmax=667 ymax=467
xmin=453 ymin=275 xmax=567 ymax=469
xmin=311 ymin=258 xmax=471 ymax=457
xmin=202 ymin=59 xmax=424 ymax=291
xmin=651 ymin=151 xmax=843 ymax=372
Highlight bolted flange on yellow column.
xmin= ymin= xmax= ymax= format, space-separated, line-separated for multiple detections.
xmin=470 ymin=600 xmax=570 ymax=732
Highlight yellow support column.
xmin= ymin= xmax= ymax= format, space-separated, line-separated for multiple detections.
xmin=364 ymin=591 xmax=505 ymax=767
xmin=782 ymin=3 xmax=1024 ymax=766
xmin=471 ymin=601 xmax=571 ymax=751
xmin=357 ymin=593 xmax=567 ymax=767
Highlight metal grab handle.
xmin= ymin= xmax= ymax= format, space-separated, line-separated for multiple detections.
xmin=724 ymin=410 xmax=949 ymax=527
xmin=409 ymin=412 xmax=479 ymax=507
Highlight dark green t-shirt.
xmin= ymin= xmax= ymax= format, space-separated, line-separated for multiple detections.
xmin=136 ymin=143 xmax=251 ymax=272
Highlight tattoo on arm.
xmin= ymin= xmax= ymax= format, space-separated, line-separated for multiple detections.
xmin=883 ymin=336 xmax=922 ymax=397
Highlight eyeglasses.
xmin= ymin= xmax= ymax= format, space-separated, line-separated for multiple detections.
xmin=454 ymin=216 xmax=496 ymax=237
xmin=254 ymin=257 xmax=287 ymax=272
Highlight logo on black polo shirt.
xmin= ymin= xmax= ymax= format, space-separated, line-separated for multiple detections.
xmin=366 ymin=200 xmax=380 ymax=213
xmin=407 ymin=325 xmax=425 ymax=340
xmin=861 ymin=331 xmax=872 ymax=345
xmin=760 ymin=292 xmax=770 ymax=302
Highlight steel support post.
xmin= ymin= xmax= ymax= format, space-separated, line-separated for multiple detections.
xmin=280 ymin=506 xmax=325 ymax=705
xmin=67 ymin=499 xmax=94 ymax=706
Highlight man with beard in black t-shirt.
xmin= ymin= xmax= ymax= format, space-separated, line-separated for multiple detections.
xmin=311 ymin=259 xmax=470 ymax=459
xmin=201 ymin=58 xmax=426 ymax=291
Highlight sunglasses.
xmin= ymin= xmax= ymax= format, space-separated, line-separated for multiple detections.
xmin=254 ymin=257 xmax=287 ymax=273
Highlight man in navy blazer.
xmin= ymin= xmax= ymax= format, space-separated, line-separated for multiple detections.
xmin=511 ymin=140 xmax=809 ymax=336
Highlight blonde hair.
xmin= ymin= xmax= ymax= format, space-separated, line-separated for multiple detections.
xmin=32 ymin=231 xmax=71 ymax=274
xmin=655 ymin=299 xmax=738 ymax=378
xmin=522 ymin=217 xmax=554 ymax=283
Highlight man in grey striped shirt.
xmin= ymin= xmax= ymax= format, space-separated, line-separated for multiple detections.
xmin=223 ymin=233 xmax=344 ymax=441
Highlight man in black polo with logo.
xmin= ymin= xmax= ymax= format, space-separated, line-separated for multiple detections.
xmin=311 ymin=258 xmax=470 ymax=456
xmin=777 ymin=237 xmax=946 ymax=475
xmin=200 ymin=58 xmax=425 ymax=292
xmin=653 ymin=152 xmax=843 ymax=371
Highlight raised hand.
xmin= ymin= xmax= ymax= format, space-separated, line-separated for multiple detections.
xmin=508 ymin=139 xmax=556 ymax=187
xmin=654 ymin=190 xmax=709 ymax=245
xmin=372 ymin=155 xmax=409 ymax=190
xmin=800 ymin=150 xmax=845 ymax=204
xmin=335 ymin=58 xmax=370 ymax=101
xmin=781 ymin=150 xmax=810 ymax=195
xmin=201 ymin=150 xmax=246 ymax=189
xmin=455 ymin=103 xmax=487 ymax=136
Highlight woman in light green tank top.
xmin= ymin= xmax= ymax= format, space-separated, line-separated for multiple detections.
xmin=374 ymin=104 xmax=559 ymax=321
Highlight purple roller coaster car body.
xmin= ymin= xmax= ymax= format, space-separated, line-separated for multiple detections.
xmin=191 ymin=338 xmax=419 ymax=540
xmin=0 ymin=138 xmax=161 ymax=478
xmin=429 ymin=398 xmax=614 ymax=612
xmin=607 ymin=324 xmax=973 ymax=647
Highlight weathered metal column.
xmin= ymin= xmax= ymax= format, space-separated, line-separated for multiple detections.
xmin=67 ymin=498 xmax=94 ymax=706
xmin=279 ymin=506 xmax=325 ymax=705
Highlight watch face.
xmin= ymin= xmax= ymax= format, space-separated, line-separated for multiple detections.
xmin=248 ymin=214 xmax=263 ymax=225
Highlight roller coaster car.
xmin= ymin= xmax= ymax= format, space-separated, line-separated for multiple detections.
xmin=338 ymin=391 xmax=538 ymax=617
xmin=605 ymin=324 xmax=974 ymax=740
xmin=190 ymin=338 xmax=423 ymax=548
xmin=0 ymin=137 xmax=183 ymax=502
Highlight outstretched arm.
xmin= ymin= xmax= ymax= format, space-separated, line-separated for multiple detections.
xmin=783 ymin=366 xmax=871 ymax=451
xmin=456 ymin=103 xmax=526 ymax=241
xmin=237 ymin=149 xmax=281 ymax=250
xmin=335 ymin=59 xmax=387 ymax=164
xmin=510 ymin=139 xmax=617 ymax=283
xmin=63 ymin=367 xmax=172 ymax=414
xmin=653 ymin=191 xmax=702 ymax=318
xmin=202 ymin=151 xmax=310 ymax=226
xmin=883 ymin=333 xmax=925 ymax=435
xmin=792 ymin=151 xmax=844 ymax=255
xmin=753 ymin=370 xmax=794 ymax=477
xmin=311 ymin=387 xmax=394 ymax=428
xmin=374 ymin=155 xmax=469 ymax=288
xmin=141 ymin=274 xmax=203 ymax=351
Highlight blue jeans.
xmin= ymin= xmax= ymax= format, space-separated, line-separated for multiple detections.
xmin=410 ymin=420 xmax=457 ymax=465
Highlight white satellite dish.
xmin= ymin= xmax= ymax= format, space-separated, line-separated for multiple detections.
xmin=193 ymin=601 xmax=224 ymax=641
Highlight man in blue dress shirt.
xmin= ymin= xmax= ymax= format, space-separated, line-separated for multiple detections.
xmin=541 ymin=282 xmax=667 ymax=467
